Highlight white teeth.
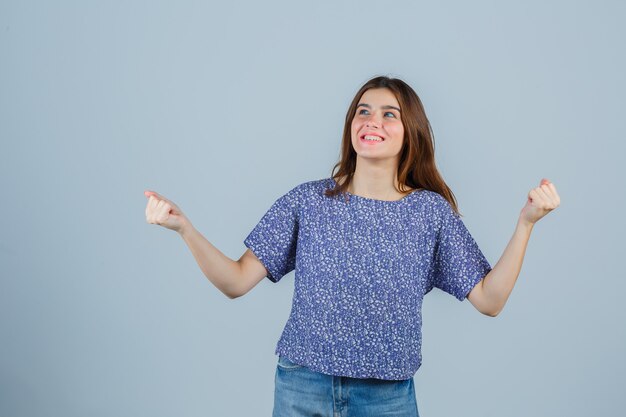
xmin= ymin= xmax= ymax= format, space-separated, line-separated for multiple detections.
xmin=363 ymin=135 xmax=383 ymax=141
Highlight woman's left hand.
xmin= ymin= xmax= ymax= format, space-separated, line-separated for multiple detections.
xmin=520 ymin=178 xmax=561 ymax=226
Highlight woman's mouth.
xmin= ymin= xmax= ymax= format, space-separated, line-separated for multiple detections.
xmin=360 ymin=134 xmax=385 ymax=143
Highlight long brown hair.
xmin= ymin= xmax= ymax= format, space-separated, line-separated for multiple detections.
xmin=324 ymin=75 xmax=462 ymax=216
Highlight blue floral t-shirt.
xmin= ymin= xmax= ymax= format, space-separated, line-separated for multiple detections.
xmin=244 ymin=177 xmax=492 ymax=380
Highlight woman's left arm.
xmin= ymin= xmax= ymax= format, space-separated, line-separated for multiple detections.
xmin=467 ymin=178 xmax=561 ymax=317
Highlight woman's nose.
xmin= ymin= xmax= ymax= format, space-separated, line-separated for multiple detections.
xmin=366 ymin=113 xmax=382 ymax=127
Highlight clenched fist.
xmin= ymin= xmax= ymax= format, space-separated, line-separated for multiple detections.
xmin=144 ymin=190 xmax=192 ymax=234
xmin=520 ymin=178 xmax=561 ymax=226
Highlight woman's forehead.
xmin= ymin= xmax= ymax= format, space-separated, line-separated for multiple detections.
xmin=358 ymin=88 xmax=399 ymax=106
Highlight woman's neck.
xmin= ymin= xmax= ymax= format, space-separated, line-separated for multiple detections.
xmin=344 ymin=164 xmax=411 ymax=201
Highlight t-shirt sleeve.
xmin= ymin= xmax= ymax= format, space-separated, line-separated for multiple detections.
xmin=431 ymin=196 xmax=492 ymax=301
xmin=243 ymin=185 xmax=300 ymax=283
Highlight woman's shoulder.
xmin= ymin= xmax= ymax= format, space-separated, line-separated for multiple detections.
xmin=278 ymin=178 xmax=334 ymax=203
xmin=289 ymin=177 xmax=333 ymax=194
xmin=417 ymin=188 xmax=445 ymax=202
xmin=405 ymin=189 xmax=452 ymax=219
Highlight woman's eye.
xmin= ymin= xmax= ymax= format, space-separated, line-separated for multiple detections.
xmin=357 ymin=109 xmax=397 ymax=118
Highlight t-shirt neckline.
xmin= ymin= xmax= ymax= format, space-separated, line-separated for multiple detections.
xmin=329 ymin=178 xmax=421 ymax=204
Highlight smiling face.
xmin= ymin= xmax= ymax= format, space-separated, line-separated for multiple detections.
xmin=350 ymin=88 xmax=404 ymax=164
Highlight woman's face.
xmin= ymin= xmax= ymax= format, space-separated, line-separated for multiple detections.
xmin=350 ymin=88 xmax=404 ymax=164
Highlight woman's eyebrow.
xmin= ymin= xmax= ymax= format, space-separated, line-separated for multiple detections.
xmin=357 ymin=103 xmax=401 ymax=112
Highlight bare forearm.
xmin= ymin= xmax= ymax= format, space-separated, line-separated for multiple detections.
xmin=179 ymin=224 xmax=241 ymax=299
xmin=481 ymin=217 xmax=534 ymax=315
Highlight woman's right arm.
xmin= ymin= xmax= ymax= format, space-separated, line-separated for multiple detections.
xmin=179 ymin=225 xmax=268 ymax=299
xmin=145 ymin=190 xmax=268 ymax=299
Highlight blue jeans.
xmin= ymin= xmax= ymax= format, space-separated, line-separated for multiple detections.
xmin=272 ymin=355 xmax=420 ymax=417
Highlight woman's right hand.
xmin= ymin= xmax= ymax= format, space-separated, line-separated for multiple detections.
xmin=144 ymin=190 xmax=192 ymax=234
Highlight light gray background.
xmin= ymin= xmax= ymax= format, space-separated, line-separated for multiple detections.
xmin=1 ymin=1 xmax=624 ymax=416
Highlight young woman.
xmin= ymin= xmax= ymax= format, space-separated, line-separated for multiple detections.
xmin=144 ymin=76 xmax=560 ymax=416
